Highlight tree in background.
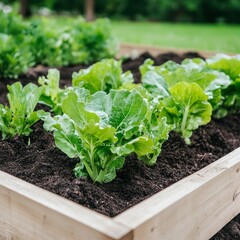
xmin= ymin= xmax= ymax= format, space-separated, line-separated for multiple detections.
xmin=85 ymin=0 xmax=95 ymax=21
xmin=20 ymin=0 xmax=31 ymax=17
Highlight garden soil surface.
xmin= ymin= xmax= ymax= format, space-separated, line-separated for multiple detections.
xmin=0 ymin=52 xmax=239 ymax=239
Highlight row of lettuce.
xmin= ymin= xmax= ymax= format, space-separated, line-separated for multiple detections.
xmin=0 ymin=10 xmax=117 ymax=78
xmin=0 ymin=54 xmax=240 ymax=183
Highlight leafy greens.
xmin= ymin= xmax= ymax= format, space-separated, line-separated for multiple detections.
xmin=72 ymin=59 xmax=133 ymax=94
xmin=38 ymin=69 xmax=67 ymax=114
xmin=207 ymin=54 xmax=240 ymax=117
xmin=43 ymin=88 xmax=172 ymax=183
xmin=140 ymin=58 xmax=216 ymax=143
xmin=0 ymin=82 xmax=43 ymax=139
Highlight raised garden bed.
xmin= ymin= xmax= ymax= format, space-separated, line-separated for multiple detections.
xmin=0 ymin=52 xmax=240 ymax=239
xmin=0 ymin=147 xmax=239 ymax=240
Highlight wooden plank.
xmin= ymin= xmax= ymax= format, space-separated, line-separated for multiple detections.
xmin=0 ymin=171 xmax=132 ymax=240
xmin=114 ymin=147 xmax=240 ymax=240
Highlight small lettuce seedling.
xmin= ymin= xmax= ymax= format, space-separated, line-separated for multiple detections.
xmin=43 ymin=88 xmax=172 ymax=183
xmin=38 ymin=69 xmax=67 ymax=115
xmin=0 ymin=82 xmax=43 ymax=139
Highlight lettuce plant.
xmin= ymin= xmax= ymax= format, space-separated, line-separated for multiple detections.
xmin=140 ymin=59 xmax=215 ymax=144
xmin=0 ymin=82 xmax=43 ymax=139
xmin=157 ymin=82 xmax=212 ymax=144
xmin=38 ymin=69 xmax=67 ymax=114
xmin=43 ymin=88 xmax=172 ymax=183
xmin=207 ymin=54 xmax=240 ymax=117
xmin=140 ymin=58 xmax=230 ymax=109
xmin=72 ymin=59 xmax=133 ymax=94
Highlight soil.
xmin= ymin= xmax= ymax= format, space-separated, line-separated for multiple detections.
xmin=0 ymin=52 xmax=239 ymax=239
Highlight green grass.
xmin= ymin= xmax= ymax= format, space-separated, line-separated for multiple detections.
xmin=111 ymin=21 xmax=240 ymax=53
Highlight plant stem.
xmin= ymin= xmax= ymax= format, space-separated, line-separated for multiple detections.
xmin=181 ymin=104 xmax=189 ymax=137
xmin=89 ymin=140 xmax=98 ymax=181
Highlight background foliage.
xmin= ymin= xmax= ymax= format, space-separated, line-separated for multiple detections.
xmin=2 ymin=0 xmax=240 ymax=23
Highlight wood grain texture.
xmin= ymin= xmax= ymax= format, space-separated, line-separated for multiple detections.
xmin=114 ymin=147 xmax=240 ymax=240
xmin=0 ymin=172 xmax=132 ymax=240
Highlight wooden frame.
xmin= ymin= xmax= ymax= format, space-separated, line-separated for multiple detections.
xmin=1 ymin=147 xmax=239 ymax=240
xmin=117 ymin=43 xmax=218 ymax=59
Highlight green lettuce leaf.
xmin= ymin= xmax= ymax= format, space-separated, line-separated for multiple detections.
xmin=0 ymin=82 xmax=43 ymax=139
xmin=38 ymin=69 xmax=69 ymax=115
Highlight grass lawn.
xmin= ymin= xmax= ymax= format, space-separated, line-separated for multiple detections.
xmin=111 ymin=21 xmax=240 ymax=53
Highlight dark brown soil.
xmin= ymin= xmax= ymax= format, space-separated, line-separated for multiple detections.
xmin=0 ymin=52 xmax=239 ymax=239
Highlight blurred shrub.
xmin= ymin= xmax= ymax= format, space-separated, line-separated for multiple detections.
xmin=0 ymin=34 xmax=34 ymax=78
xmin=0 ymin=9 xmax=118 ymax=78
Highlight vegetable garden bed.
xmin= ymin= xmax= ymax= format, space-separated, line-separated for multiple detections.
xmin=0 ymin=52 xmax=240 ymax=239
